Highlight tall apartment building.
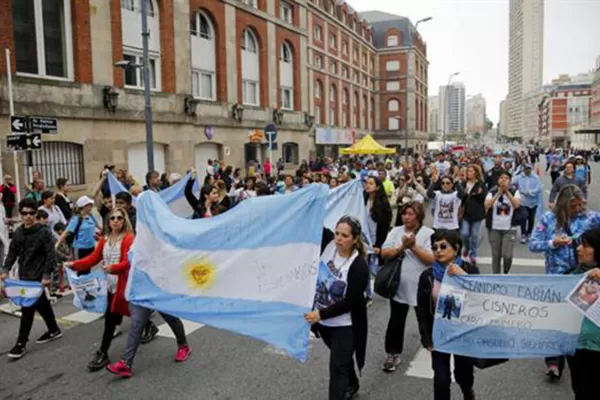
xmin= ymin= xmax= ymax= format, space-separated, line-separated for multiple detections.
xmin=466 ymin=93 xmax=486 ymax=135
xmin=506 ymin=0 xmax=544 ymax=139
xmin=428 ymin=95 xmax=439 ymax=136
xmin=591 ymin=56 xmax=600 ymax=128
xmin=0 ymin=1 xmax=429 ymax=188
xmin=499 ymin=98 xmax=507 ymax=138
xmin=439 ymin=82 xmax=466 ymax=137
xmin=522 ymin=85 xmax=553 ymax=145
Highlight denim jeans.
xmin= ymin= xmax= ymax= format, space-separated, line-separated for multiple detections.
xmin=519 ymin=206 xmax=537 ymax=237
xmin=431 ymin=351 xmax=475 ymax=400
xmin=460 ymin=220 xmax=482 ymax=259
xmin=123 ymin=305 xmax=187 ymax=367
xmin=365 ymin=254 xmax=378 ymax=298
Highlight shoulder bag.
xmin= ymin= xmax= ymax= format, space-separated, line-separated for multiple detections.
xmin=65 ymin=216 xmax=85 ymax=247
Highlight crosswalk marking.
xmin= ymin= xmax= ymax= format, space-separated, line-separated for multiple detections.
xmin=157 ymin=319 xmax=204 ymax=338
xmin=62 ymin=310 xmax=103 ymax=324
xmin=476 ymin=257 xmax=545 ymax=267
xmin=0 ymin=303 xmax=21 ymax=316
xmin=405 ymin=348 xmax=454 ymax=381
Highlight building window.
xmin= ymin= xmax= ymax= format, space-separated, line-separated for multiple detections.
xmin=388 ymin=99 xmax=399 ymax=111
xmin=241 ymin=29 xmax=260 ymax=106
xmin=121 ymin=0 xmax=135 ymax=11
xmin=353 ymin=48 xmax=358 ymax=61
xmin=280 ymin=1 xmax=293 ymax=23
xmin=329 ymin=34 xmax=337 ymax=49
xmin=314 ymin=25 xmax=322 ymax=41
xmin=241 ymin=0 xmax=258 ymax=8
xmin=124 ymin=53 xmax=158 ymax=89
xmin=362 ymin=53 xmax=367 ymax=67
xmin=329 ymin=107 xmax=335 ymax=125
xmin=386 ymin=81 xmax=400 ymax=91
xmin=281 ymin=88 xmax=293 ymax=109
xmin=13 ymin=0 xmax=74 ymax=79
xmin=388 ymin=117 xmax=400 ymax=130
xmin=190 ymin=11 xmax=216 ymax=101
xmin=281 ymin=43 xmax=292 ymax=63
xmin=342 ymin=110 xmax=348 ymax=127
xmin=387 ymin=35 xmax=398 ymax=47
xmin=314 ymin=105 xmax=321 ymax=124
xmin=342 ymin=66 xmax=349 ymax=79
xmin=315 ymin=55 xmax=323 ymax=69
xmin=279 ymin=42 xmax=294 ymax=110
xmin=282 ymin=142 xmax=299 ymax=164
xmin=386 ymin=60 xmax=400 ymax=71
xmin=329 ymin=60 xmax=336 ymax=74
xmin=342 ymin=89 xmax=348 ymax=105
xmin=28 ymin=141 xmax=85 ymax=185
xmin=315 ymin=79 xmax=322 ymax=98
xmin=342 ymin=41 xmax=348 ymax=55
xmin=363 ymin=75 xmax=367 ymax=87
xmin=330 ymin=85 xmax=336 ymax=102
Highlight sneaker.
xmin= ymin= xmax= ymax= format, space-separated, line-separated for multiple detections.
xmin=545 ymin=364 xmax=561 ymax=380
xmin=36 ymin=330 xmax=63 ymax=344
xmin=469 ymin=256 xmax=477 ymax=265
xmin=520 ymin=236 xmax=527 ymax=244
xmin=140 ymin=322 xmax=159 ymax=344
xmin=345 ymin=384 xmax=359 ymax=399
xmin=107 ymin=360 xmax=133 ymax=378
xmin=88 ymin=350 xmax=110 ymax=372
xmin=175 ymin=345 xmax=191 ymax=362
xmin=366 ymin=297 xmax=374 ymax=308
xmin=382 ymin=353 xmax=401 ymax=372
xmin=8 ymin=342 xmax=26 ymax=359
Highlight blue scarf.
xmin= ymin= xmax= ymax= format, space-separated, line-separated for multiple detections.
xmin=433 ymin=257 xmax=464 ymax=282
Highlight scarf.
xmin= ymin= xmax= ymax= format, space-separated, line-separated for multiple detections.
xmin=433 ymin=257 xmax=464 ymax=282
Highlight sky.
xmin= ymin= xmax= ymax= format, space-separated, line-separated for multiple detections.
xmin=351 ymin=0 xmax=600 ymax=124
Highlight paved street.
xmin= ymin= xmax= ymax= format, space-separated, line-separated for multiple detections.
xmin=0 ymin=161 xmax=595 ymax=400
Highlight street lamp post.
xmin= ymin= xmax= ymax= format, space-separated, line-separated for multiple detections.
xmin=405 ymin=16 xmax=432 ymax=162
xmin=443 ymin=71 xmax=460 ymax=150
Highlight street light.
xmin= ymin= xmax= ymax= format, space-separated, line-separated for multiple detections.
xmin=114 ymin=0 xmax=155 ymax=172
xmin=443 ymin=71 xmax=460 ymax=150
xmin=405 ymin=16 xmax=432 ymax=162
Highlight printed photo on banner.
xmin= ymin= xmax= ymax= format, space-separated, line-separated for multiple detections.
xmin=65 ymin=267 xmax=108 ymax=314
xmin=567 ymin=275 xmax=600 ymax=328
xmin=436 ymin=288 xmax=465 ymax=321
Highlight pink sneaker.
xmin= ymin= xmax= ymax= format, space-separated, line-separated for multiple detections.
xmin=106 ymin=360 xmax=132 ymax=378
xmin=175 ymin=345 xmax=191 ymax=362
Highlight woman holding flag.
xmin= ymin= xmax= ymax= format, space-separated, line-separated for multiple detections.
xmin=64 ymin=207 xmax=134 ymax=372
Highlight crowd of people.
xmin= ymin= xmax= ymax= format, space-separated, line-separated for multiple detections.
xmin=0 ymin=145 xmax=599 ymax=400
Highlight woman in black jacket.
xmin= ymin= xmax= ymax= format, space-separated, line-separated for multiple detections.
xmin=184 ymin=170 xmax=221 ymax=219
xmin=416 ymin=229 xmax=478 ymax=400
xmin=459 ymin=164 xmax=487 ymax=264
xmin=306 ymin=216 xmax=369 ymax=400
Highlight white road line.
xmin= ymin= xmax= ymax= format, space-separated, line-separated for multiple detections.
xmin=0 ymin=303 xmax=21 ymax=316
xmin=477 ymin=257 xmax=545 ymax=267
xmin=405 ymin=348 xmax=454 ymax=381
xmin=62 ymin=310 xmax=103 ymax=324
xmin=157 ymin=319 xmax=204 ymax=338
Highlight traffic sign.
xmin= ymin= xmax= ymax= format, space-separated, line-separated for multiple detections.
xmin=29 ymin=133 xmax=42 ymax=149
xmin=264 ymin=123 xmax=278 ymax=142
xmin=7 ymin=134 xmax=27 ymax=151
xmin=31 ymin=117 xmax=58 ymax=134
xmin=10 ymin=116 xmax=26 ymax=133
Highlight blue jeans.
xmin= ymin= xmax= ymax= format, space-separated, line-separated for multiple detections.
xmin=460 ymin=220 xmax=482 ymax=259
xmin=365 ymin=254 xmax=378 ymax=298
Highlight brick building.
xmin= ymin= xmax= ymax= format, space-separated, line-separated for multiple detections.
xmin=0 ymin=0 xmax=428 ymax=193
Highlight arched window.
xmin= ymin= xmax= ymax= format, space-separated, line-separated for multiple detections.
xmin=191 ymin=11 xmax=216 ymax=100
xmin=330 ymin=84 xmax=337 ymax=102
xmin=353 ymin=91 xmax=359 ymax=127
xmin=241 ymin=28 xmax=260 ymax=105
xmin=315 ymin=79 xmax=323 ymax=98
xmin=29 ymin=142 xmax=85 ymax=185
xmin=314 ymin=105 xmax=321 ymax=125
xmin=280 ymin=42 xmax=294 ymax=109
xmin=388 ymin=99 xmax=399 ymax=112
xmin=342 ymin=88 xmax=348 ymax=105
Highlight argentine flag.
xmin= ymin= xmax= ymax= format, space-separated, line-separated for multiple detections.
xmin=3 ymin=279 xmax=43 ymax=307
xmin=126 ymin=184 xmax=329 ymax=361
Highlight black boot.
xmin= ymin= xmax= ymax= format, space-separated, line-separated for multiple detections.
xmin=87 ymin=350 xmax=110 ymax=371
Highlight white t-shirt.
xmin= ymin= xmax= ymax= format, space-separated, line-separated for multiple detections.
xmin=315 ymin=242 xmax=358 ymax=327
xmin=431 ymin=191 xmax=462 ymax=230
xmin=383 ymin=226 xmax=434 ymax=305
xmin=486 ymin=190 xmax=521 ymax=231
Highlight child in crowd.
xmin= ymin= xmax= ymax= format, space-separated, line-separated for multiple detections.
xmin=36 ymin=210 xmax=49 ymax=226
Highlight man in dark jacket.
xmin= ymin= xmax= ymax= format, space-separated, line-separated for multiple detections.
xmin=485 ymin=157 xmax=504 ymax=190
xmin=115 ymin=192 xmax=137 ymax=232
xmin=1 ymin=198 xmax=62 ymax=359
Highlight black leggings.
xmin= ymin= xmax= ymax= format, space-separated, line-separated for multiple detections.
xmin=100 ymin=293 xmax=124 ymax=354
xmin=318 ymin=325 xmax=358 ymax=400
xmin=385 ymin=301 xmax=414 ymax=354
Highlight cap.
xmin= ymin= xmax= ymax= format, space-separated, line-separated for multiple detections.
xmin=575 ymin=155 xmax=583 ymax=160
xmin=76 ymin=196 xmax=94 ymax=208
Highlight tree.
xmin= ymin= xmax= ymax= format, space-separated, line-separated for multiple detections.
xmin=428 ymin=133 xmax=438 ymax=141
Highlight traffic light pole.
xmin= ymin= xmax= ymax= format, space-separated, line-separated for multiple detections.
xmin=25 ymin=117 xmax=33 ymax=182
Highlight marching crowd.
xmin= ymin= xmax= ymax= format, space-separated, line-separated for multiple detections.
xmin=0 ymin=145 xmax=599 ymax=400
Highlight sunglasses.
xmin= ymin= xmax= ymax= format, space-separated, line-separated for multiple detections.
xmin=20 ymin=211 xmax=36 ymax=216
xmin=441 ymin=181 xmax=453 ymax=185
xmin=109 ymin=215 xmax=124 ymax=221
xmin=433 ymin=243 xmax=450 ymax=251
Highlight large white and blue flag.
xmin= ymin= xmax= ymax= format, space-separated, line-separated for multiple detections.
xmin=3 ymin=279 xmax=43 ymax=307
xmin=126 ymin=184 xmax=329 ymax=361
xmin=64 ymin=267 xmax=108 ymax=313
xmin=324 ymin=179 xmax=373 ymax=248
xmin=433 ymin=274 xmax=583 ymax=359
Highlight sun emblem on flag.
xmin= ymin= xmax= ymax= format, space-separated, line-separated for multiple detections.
xmin=183 ymin=257 xmax=216 ymax=290
xmin=19 ymin=288 xmax=26 ymax=295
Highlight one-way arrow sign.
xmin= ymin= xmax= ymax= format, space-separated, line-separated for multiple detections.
xmin=29 ymin=134 xmax=42 ymax=149
xmin=10 ymin=116 xmax=26 ymax=133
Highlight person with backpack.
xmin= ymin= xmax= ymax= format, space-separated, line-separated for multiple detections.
xmin=55 ymin=196 xmax=99 ymax=260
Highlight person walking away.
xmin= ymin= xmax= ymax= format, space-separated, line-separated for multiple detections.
xmin=305 ymin=216 xmax=368 ymax=400
xmin=549 ymin=150 xmax=563 ymax=184
xmin=484 ymin=171 xmax=521 ymax=274
xmin=64 ymin=208 xmax=134 ymax=371
xmin=55 ymin=196 xmax=99 ymax=261
xmin=1 ymin=174 xmax=17 ymax=218
xmin=513 ymin=164 xmax=542 ymax=244
xmin=549 ymin=161 xmax=587 ymax=209
xmin=1 ymin=199 xmax=62 ymax=359
xmin=574 ymin=155 xmax=591 ymax=186
xmin=380 ymin=202 xmax=434 ymax=372
xmin=459 ymin=165 xmax=487 ymax=264
xmin=55 ymin=178 xmax=73 ymax=221
xmin=568 ymin=228 xmax=600 ymax=399
xmin=416 ymin=229 xmax=477 ymax=400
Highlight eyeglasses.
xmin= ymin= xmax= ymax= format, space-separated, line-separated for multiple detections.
xmin=441 ymin=181 xmax=453 ymax=186
xmin=109 ymin=215 xmax=124 ymax=221
xmin=20 ymin=211 xmax=36 ymax=216
xmin=433 ymin=243 xmax=449 ymax=251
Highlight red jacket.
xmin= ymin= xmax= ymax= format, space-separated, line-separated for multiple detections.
xmin=72 ymin=233 xmax=134 ymax=317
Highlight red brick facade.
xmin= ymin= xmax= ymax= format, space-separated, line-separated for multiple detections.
xmin=71 ymin=0 xmax=93 ymax=84
xmin=158 ymin=0 xmax=176 ymax=93
xmin=110 ymin=0 xmax=124 ymax=87
xmin=0 ymin=0 xmax=15 ymax=76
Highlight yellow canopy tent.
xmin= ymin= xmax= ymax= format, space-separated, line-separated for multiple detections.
xmin=339 ymin=134 xmax=396 ymax=155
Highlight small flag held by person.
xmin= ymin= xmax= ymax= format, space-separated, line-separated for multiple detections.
xmin=3 ymin=279 xmax=44 ymax=307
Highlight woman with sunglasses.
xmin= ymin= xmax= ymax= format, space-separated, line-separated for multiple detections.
xmin=305 ymin=216 xmax=369 ymax=400
xmin=380 ymin=202 xmax=434 ymax=372
xmin=427 ymin=173 xmax=465 ymax=233
xmin=416 ymin=229 xmax=478 ymax=400
xmin=64 ymin=208 xmax=134 ymax=371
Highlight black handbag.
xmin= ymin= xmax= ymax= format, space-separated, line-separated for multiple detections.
xmin=374 ymin=253 xmax=404 ymax=299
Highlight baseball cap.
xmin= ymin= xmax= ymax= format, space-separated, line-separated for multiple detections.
xmin=76 ymin=196 xmax=94 ymax=208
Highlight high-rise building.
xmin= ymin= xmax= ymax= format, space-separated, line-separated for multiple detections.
xmin=439 ymin=82 xmax=466 ymax=137
xmin=499 ymin=99 xmax=508 ymax=138
xmin=590 ymin=56 xmax=600 ymax=128
xmin=506 ymin=0 xmax=544 ymax=139
xmin=466 ymin=94 xmax=486 ymax=135
xmin=428 ymin=96 xmax=439 ymax=136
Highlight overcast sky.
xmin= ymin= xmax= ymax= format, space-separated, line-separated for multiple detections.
xmin=352 ymin=0 xmax=600 ymax=123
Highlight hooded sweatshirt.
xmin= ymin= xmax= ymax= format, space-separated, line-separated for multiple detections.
xmin=2 ymin=223 xmax=57 ymax=281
